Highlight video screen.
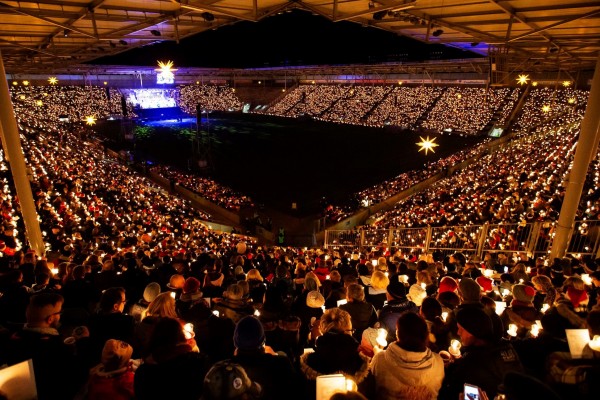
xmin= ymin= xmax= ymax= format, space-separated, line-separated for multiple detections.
xmin=121 ymin=89 xmax=177 ymax=109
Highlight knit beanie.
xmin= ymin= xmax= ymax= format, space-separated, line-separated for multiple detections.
xmin=183 ymin=277 xmax=201 ymax=294
xmin=234 ymin=316 xmax=266 ymax=351
xmin=459 ymin=278 xmax=481 ymax=303
xmin=143 ymin=282 xmax=161 ymax=303
xmin=387 ymin=280 xmax=407 ymax=300
xmin=101 ymin=339 xmax=133 ymax=372
xmin=456 ymin=307 xmax=493 ymax=340
xmin=439 ymin=276 xmax=458 ymax=293
xmin=512 ymin=284 xmax=535 ymax=303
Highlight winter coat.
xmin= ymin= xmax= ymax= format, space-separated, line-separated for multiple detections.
xmin=340 ymin=301 xmax=378 ymax=342
xmin=87 ymin=364 xmax=135 ymax=400
xmin=370 ymin=342 xmax=445 ymax=400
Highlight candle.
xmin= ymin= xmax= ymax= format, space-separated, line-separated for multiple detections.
xmin=183 ymin=323 xmax=194 ymax=339
xmin=51 ymin=268 xmax=59 ymax=275
xmin=495 ymin=301 xmax=506 ymax=315
xmin=212 ymin=310 xmax=220 ymax=317
xmin=449 ymin=339 xmax=461 ymax=357
xmin=441 ymin=312 xmax=448 ymax=322
xmin=254 ymin=309 xmax=260 ymax=317
xmin=483 ymin=269 xmax=494 ymax=278
xmin=507 ymin=324 xmax=518 ymax=337
xmin=170 ymin=292 xmax=176 ymax=299
xmin=582 ymin=274 xmax=592 ymax=286
xmin=376 ymin=328 xmax=388 ymax=348
xmin=589 ymin=335 xmax=600 ymax=352
xmin=541 ymin=303 xmax=550 ymax=313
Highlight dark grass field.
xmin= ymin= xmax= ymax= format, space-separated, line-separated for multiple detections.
xmin=104 ymin=113 xmax=484 ymax=215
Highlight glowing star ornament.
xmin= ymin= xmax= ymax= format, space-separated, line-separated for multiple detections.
xmin=562 ymin=81 xmax=571 ymax=87
xmin=516 ymin=74 xmax=530 ymax=85
xmin=22 ymin=81 xmax=29 ymax=86
xmin=48 ymin=77 xmax=58 ymax=85
xmin=155 ymin=60 xmax=177 ymax=84
xmin=417 ymin=136 xmax=439 ymax=155
xmin=568 ymin=98 xmax=576 ymax=104
xmin=542 ymin=105 xmax=551 ymax=113
xmin=85 ymin=115 xmax=96 ymax=126
xmin=532 ymin=81 xmax=538 ymax=87
xmin=36 ymin=100 xmax=43 ymax=106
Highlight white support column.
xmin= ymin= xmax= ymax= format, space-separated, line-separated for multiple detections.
xmin=0 ymin=50 xmax=45 ymax=256
xmin=550 ymin=54 xmax=600 ymax=259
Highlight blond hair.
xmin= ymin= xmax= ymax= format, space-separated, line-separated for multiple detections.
xmin=320 ymin=308 xmax=352 ymax=335
xmin=246 ymin=268 xmax=263 ymax=282
xmin=146 ymin=292 xmax=178 ymax=319
xmin=371 ymin=270 xmax=390 ymax=291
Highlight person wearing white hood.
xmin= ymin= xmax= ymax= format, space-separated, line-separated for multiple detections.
xmin=370 ymin=311 xmax=444 ymax=400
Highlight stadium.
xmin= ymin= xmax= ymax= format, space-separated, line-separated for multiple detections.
xmin=0 ymin=1 xmax=599 ymax=399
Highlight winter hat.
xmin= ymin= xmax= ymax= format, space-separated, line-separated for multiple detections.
xmin=361 ymin=327 xmax=380 ymax=349
xmin=459 ymin=278 xmax=481 ymax=303
xmin=203 ymin=361 xmax=262 ymax=400
xmin=183 ymin=277 xmax=201 ymax=294
xmin=306 ymin=290 xmax=325 ymax=308
xmin=439 ymin=276 xmax=458 ymax=293
xmin=476 ymin=276 xmax=494 ymax=293
xmin=167 ymin=274 xmax=185 ymax=290
xmin=512 ymin=284 xmax=536 ymax=303
xmin=143 ymin=282 xmax=161 ymax=303
xmin=387 ymin=280 xmax=407 ymax=300
xmin=101 ymin=339 xmax=133 ymax=372
xmin=566 ymin=287 xmax=589 ymax=308
xmin=234 ymin=316 xmax=266 ymax=351
xmin=456 ymin=307 xmax=493 ymax=341
xmin=407 ymin=284 xmax=427 ymax=307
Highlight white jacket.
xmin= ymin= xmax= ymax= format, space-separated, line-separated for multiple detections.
xmin=370 ymin=343 xmax=445 ymax=400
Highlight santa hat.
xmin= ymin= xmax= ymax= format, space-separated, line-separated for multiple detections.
xmin=476 ymin=276 xmax=494 ymax=293
xmin=439 ymin=276 xmax=458 ymax=293
xmin=566 ymin=287 xmax=589 ymax=308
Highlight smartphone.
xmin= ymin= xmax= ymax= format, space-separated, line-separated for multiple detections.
xmin=464 ymin=383 xmax=480 ymax=400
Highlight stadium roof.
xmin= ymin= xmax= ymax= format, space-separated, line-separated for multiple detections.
xmin=0 ymin=0 xmax=599 ymax=74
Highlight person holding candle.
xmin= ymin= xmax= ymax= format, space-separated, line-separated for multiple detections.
xmin=340 ymin=283 xmax=378 ymax=342
xmin=501 ymin=284 xmax=542 ymax=339
xmin=440 ymin=307 xmax=523 ymax=400
xmin=370 ymin=311 xmax=444 ymax=400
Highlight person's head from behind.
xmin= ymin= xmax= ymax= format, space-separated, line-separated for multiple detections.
xmin=202 ymin=361 xmax=262 ymax=400
xmin=346 ymin=283 xmax=365 ymax=303
xmin=456 ymin=307 xmax=493 ymax=347
xmin=147 ymin=292 xmax=178 ymax=318
xmin=26 ymin=292 xmax=64 ymax=328
xmin=396 ymin=312 xmax=428 ymax=352
xmin=99 ymin=287 xmax=126 ymax=314
xmin=147 ymin=317 xmax=187 ymax=358
xmin=320 ymin=308 xmax=353 ymax=335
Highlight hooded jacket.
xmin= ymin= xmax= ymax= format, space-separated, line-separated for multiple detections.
xmin=370 ymin=343 xmax=444 ymax=400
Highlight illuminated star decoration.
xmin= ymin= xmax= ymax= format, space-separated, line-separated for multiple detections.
xmin=542 ymin=105 xmax=551 ymax=113
xmin=417 ymin=136 xmax=440 ymax=155
xmin=36 ymin=100 xmax=43 ymax=106
xmin=22 ymin=81 xmax=29 ymax=86
xmin=156 ymin=60 xmax=177 ymax=84
xmin=516 ymin=74 xmax=530 ymax=85
xmin=568 ymin=98 xmax=576 ymax=104
xmin=562 ymin=81 xmax=571 ymax=87
xmin=85 ymin=115 xmax=96 ymax=126
xmin=48 ymin=77 xmax=58 ymax=85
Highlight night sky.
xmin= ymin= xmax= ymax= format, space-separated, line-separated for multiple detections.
xmin=91 ymin=9 xmax=481 ymax=68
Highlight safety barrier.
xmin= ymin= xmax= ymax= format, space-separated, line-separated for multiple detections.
xmin=324 ymin=220 xmax=600 ymax=259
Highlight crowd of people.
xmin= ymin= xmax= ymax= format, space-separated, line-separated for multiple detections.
xmin=0 ymin=79 xmax=598 ymax=400
xmin=149 ymin=165 xmax=254 ymax=212
xmin=262 ymin=84 xmax=519 ymax=134
xmin=365 ymin=103 xmax=597 ymax=256
xmin=420 ymin=88 xmax=517 ymax=135
xmin=177 ymin=85 xmax=243 ymax=114
xmin=515 ymin=88 xmax=590 ymax=129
